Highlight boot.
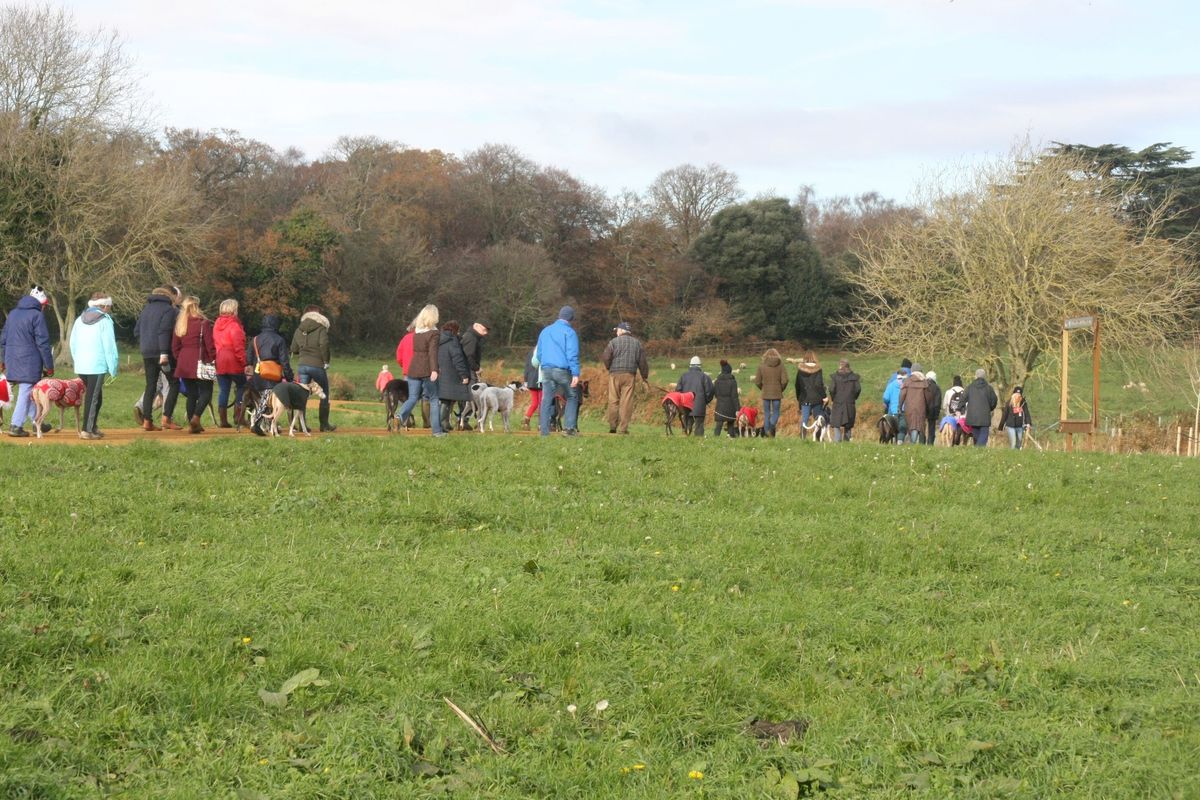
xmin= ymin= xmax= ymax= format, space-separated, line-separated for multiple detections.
xmin=319 ymin=406 xmax=336 ymax=432
xmin=234 ymin=403 xmax=246 ymax=429
xmin=188 ymin=415 xmax=204 ymax=434
xmin=143 ymin=418 xmax=160 ymax=431
xmin=161 ymin=416 xmax=182 ymax=430
xmin=218 ymin=405 xmax=232 ymax=428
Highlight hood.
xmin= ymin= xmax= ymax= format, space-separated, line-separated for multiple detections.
xmin=300 ymin=311 xmax=330 ymax=330
xmin=15 ymin=295 xmax=44 ymax=312
xmin=797 ymin=360 xmax=820 ymax=374
xmin=145 ymin=293 xmax=172 ymax=306
xmin=908 ymin=371 xmax=925 ymax=381
xmin=260 ymin=315 xmax=280 ymax=333
xmin=763 ymin=355 xmax=781 ymax=367
xmin=439 ymin=330 xmax=458 ymax=344
xmin=214 ymin=315 xmax=240 ymax=332
xmin=80 ymin=308 xmax=108 ymax=326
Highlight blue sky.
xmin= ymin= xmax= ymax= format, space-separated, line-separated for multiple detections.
xmin=62 ymin=0 xmax=1200 ymax=203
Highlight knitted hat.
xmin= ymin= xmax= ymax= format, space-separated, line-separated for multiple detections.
xmin=720 ymin=359 xmax=732 ymax=374
xmin=926 ymin=371 xmax=937 ymax=383
xmin=689 ymin=356 xmax=701 ymax=367
xmin=558 ymin=305 xmax=575 ymax=321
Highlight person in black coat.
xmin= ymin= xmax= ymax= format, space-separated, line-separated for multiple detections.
xmin=435 ymin=321 xmax=471 ymax=431
xmin=963 ymin=368 xmax=999 ymax=447
xmin=998 ymin=386 xmax=1033 ymax=449
xmin=245 ymin=315 xmax=294 ymax=427
xmin=923 ymin=370 xmax=943 ymax=446
xmin=459 ymin=321 xmax=489 ymax=381
xmin=828 ymin=359 xmax=861 ymax=442
xmin=712 ymin=360 xmax=739 ymax=438
xmin=132 ymin=285 xmax=181 ymax=430
xmin=676 ymin=356 xmax=716 ymax=437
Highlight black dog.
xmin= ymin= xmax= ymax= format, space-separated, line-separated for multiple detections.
xmin=662 ymin=398 xmax=695 ymax=436
xmin=550 ymin=379 xmax=590 ymax=433
xmin=877 ymin=414 xmax=900 ymax=444
xmin=383 ymin=379 xmax=410 ymax=431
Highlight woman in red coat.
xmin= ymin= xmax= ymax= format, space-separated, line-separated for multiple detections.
xmin=213 ymin=298 xmax=248 ymax=428
xmin=171 ymin=296 xmax=216 ymax=434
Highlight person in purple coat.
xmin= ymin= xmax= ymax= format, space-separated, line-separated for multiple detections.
xmin=0 ymin=286 xmax=55 ymax=437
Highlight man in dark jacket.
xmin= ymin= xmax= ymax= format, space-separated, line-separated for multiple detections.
xmin=435 ymin=322 xmax=471 ymax=431
xmin=601 ymin=321 xmax=649 ymax=434
xmin=291 ymin=306 xmax=335 ymax=431
xmin=924 ymin=371 xmax=943 ymax=446
xmin=133 ymin=286 xmax=181 ymax=430
xmin=1 ymin=286 xmax=54 ymax=437
xmin=712 ymin=360 xmax=739 ymax=438
xmin=676 ymin=356 xmax=715 ymax=437
xmin=459 ymin=321 xmax=489 ymax=381
xmin=828 ymin=359 xmax=861 ymax=442
xmin=964 ymin=368 xmax=998 ymax=447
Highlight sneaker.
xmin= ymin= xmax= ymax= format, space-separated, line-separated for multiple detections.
xmin=432 ymin=431 xmax=447 ymax=438
xmin=8 ymin=425 xmax=29 ymax=438
xmin=79 ymin=431 xmax=99 ymax=440
xmin=90 ymin=429 xmax=104 ymax=439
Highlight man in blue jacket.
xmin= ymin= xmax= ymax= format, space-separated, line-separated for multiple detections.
xmin=535 ymin=306 xmax=581 ymax=436
xmin=0 ymin=286 xmax=55 ymax=437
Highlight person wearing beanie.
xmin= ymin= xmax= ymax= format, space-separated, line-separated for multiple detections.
xmin=69 ymin=292 xmax=119 ymax=439
xmin=828 ymin=358 xmax=861 ymax=442
xmin=535 ymin=305 xmax=581 ymax=436
xmin=676 ymin=356 xmax=715 ymax=437
xmin=964 ymin=368 xmax=998 ymax=446
xmin=601 ymin=321 xmax=648 ymax=434
xmin=133 ymin=285 xmax=183 ymax=430
xmin=712 ymin=359 xmax=739 ymax=438
xmin=0 ymin=285 xmax=55 ymax=436
xmin=882 ymin=367 xmax=908 ymax=442
xmin=753 ymin=347 xmax=788 ymax=437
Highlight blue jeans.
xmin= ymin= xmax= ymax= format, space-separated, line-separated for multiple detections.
xmin=539 ymin=367 xmax=578 ymax=435
xmin=399 ymin=377 xmax=442 ymax=434
xmin=217 ymin=373 xmax=247 ymax=408
xmin=1006 ymin=426 xmax=1024 ymax=449
xmin=972 ymin=425 xmax=990 ymax=447
xmin=908 ymin=428 xmax=926 ymax=444
xmin=10 ymin=382 xmax=34 ymax=428
xmin=763 ymin=399 xmax=780 ymax=436
xmin=297 ymin=365 xmax=331 ymax=413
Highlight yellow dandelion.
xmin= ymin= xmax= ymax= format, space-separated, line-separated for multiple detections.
xmin=1122 ymin=599 xmax=1132 ymax=606
xmin=242 ymin=636 xmax=252 ymax=644
xmin=633 ymin=763 xmax=645 ymax=771
xmin=258 ymin=758 xmax=269 ymax=765
xmin=671 ymin=585 xmax=680 ymax=592
xmin=688 ymin=770 xmax=704 ymax=780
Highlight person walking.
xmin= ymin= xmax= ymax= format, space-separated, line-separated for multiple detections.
xmin=536 ymin=306 xmax=581 ymax=436
xmin=133 ymin=285 xmax=182 ymax=430
xmin=171 ymin=296 xmax=216 ymax=434
xmin=794 ymin=350 xmax=827 ymax=440
xmin=899 ymin=364 xmax=930 ymax=444
xmin=828 ymin=358 xmax=861 ymax=442
xmin=396 ymin=304 xmax=444 ymax=436
xmin=601 ymin=321 xmax=648 ymax=435
xmin=752 ymin=348 xmax=788 ymax=437
xmin=68 ymin=293 xmax=118 ymax=439
xmin=459 ymin=320 xmax=489 ymax=382
xmin=964 ymin=368 xmax=998 ymax=447
xmin=999 ymin=386 xmax=1033 ymax=449
xmin=435 ymin=321 xmax=471 ymax=432
xmin=676 ymin=356 xmax=715 ymax=437
xmin=712 ymin=359 xmax=739 ymax=438
xmin=214 ymin=299 xmax=248 ymax=428
xmin=882 ymin=366 xmax=908 ymax=443
xmin=924 ymin=370 xmax=943 ymax=446
xmin=291 ymin=305 xmax=336 ymax=432
xmin=0 ymin=286 xmax=54 ymax=437
xmin=245 ymin=315 xmax=292 ymax=433
xmin=521 ymin=345 xmax=541 ymax=430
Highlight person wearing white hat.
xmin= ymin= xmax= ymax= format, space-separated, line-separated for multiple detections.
xmin=0 ymin=285 xmax=55 ymax=436
xmin=675 ymin=356 xmax=715 ymax=437
xmin=69 ymin=292 xmax=118 ymax=439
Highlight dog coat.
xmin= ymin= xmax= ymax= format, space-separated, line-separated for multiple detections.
xmin=663 ymin=391 xmax=695 ymax=412
xmin=271 ymin=382 xmax=311 ymax=408
xmin=0 ymin=377 xmax=9 ymax=404
xmin=737 ymin=405 xmax=758 ymax=426
xmin=35 ymin=378 xmax=84 ymax=407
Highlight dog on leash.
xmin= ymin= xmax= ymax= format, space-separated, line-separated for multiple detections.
xmin=662 ymin=390 xmax=695 ymax=436
xmin=877 ymin=414 xmax=900 ymax=444
xmin=801 ymin=405 xmax=833 ymax=442
xmin=263 ymin=380 xmax=326 ymax=437
xmin=736 ymin=405 xmax=760 ymax=438
xmin=548 ymin=379 xmax=590 ymax=432
xmin=31 ymin=377 xmax=86 ymax=438
xmin=382 ymin=378 xmax=410 ymax=431
xmin=470 ymin=381 xmax=517 ymax=433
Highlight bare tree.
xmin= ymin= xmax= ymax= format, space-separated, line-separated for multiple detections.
xmin=649 ymin=163 xmax=742 ymax=253
xmin=844 ymin=145 xmax=1200 ymax=393
xmin=476 ymin=240 xmax=564 ymax=346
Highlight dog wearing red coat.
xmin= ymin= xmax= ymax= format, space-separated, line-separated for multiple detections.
xmin=0 ymin=374 xmax=10 ymax=427
xmin=31 ymin=377 xmax=86 ymax=439
xmin=662 ymin=390 xmax=695 ymax=436
xmin=736 ymin=405 xmax=761 ymax=438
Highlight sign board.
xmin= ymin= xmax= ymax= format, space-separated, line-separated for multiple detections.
xmin=1063 ymin=315 xmax=1095 ymax=331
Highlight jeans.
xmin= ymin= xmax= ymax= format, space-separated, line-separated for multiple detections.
xmin=80 ymin=374 xmax=105 ymax=433
xmin=972 ymin=425 xmax=991 ymax=447
xmin=217 ymin=373 xmax=247 ymax=408
xmin=1006 ymin=426 xmax=1025 ymax=449
xmin=399 ymin=377 xmax=442 ymax=434
xmin=763 ymin=399 xmax=781 ymax=437
xmin=10 ymin=382 xmax=33 ymax=428
xmin=896 ymin=414 xmax=908 ymax=444
xmin=908 ymin=428 xmax=926 ymax=444
xmin=539 ymin=367 xmax=578 ymax=435
xmin=297 ymin=365 xmax=331 ymax=414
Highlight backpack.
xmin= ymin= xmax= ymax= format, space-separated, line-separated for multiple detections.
xmin=947 ymin=387 xmax=966 ymax=415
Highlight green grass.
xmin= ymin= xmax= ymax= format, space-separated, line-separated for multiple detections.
xmin=1 ymin=435 xmax=1197 ymax=798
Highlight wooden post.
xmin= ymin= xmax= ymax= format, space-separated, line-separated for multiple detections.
xmin=1177 ymin=426 xmax=1182 ymax=456
xmin=1061 ymin=328 xmax=1070 ymax=423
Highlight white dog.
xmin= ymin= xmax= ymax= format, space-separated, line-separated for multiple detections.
xmin=469 ymin=381 xmax=518 ymax=433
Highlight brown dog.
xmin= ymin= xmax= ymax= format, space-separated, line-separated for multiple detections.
xmin=263 ymin=380 xmax=327 ymax=437
xmin=31 ymin=378 xmax=86 ymax=439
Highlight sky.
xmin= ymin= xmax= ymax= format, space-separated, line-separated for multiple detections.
xmin=56 ymin=0 xmax=1200 ymax=204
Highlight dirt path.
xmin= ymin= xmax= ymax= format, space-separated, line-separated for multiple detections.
xmin=0 ymin=425 xmax=549 ymax=446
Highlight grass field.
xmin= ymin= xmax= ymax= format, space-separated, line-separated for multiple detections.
xmin=1 ymin=433 xmax=1197 ymax=798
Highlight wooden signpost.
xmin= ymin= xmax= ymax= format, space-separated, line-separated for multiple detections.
xmin=1060 ymin=315 xmax=1100 ymax=451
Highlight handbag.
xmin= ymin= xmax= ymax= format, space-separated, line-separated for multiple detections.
xmin=253 ymin=337 xmax=283 ymax=382
xmin=196 ymin=320 xmax=216 ymax=381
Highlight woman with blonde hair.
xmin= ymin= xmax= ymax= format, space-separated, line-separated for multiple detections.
xmin=396 ymin=304 xmax=444 ymax=436
xmin=752 ymin=347 xmax=788 ymax=437
xmin=213 ymin=298 xmax=248 ymax=428
xmin=171 ymin=296 xmax=216 ymax=434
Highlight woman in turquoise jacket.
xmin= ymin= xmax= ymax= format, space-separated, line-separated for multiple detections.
xmin=69 ymin=293 xmax=119 ymax=439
